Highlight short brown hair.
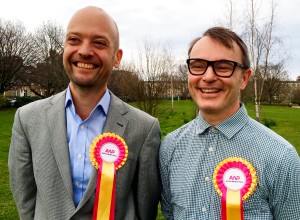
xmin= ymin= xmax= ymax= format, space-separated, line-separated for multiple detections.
xmin=188 ymin=27 xmax=250 ymax=68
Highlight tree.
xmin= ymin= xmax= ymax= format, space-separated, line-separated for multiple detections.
xmin=25 ymin=21 xmax=67 ymax=98
xmin=261 ymin=62 xmax=289 ymax=104
xmin=131 ymin=39 xmax=173 ymax=116
xmin=224 ymin=0 xmax=287 ymax=121
xmin=223 ymin=0 xmax=286 ymax=118
xmin=224 ymin=0 xmax=236 ymax=30
xmin=249 ymin=0 xmax=262 ymax=121
xmin=0 ymin=19 xmax=38 ymax=94
xmin=293 ymin=86 xmax=300 ymax=102
xmin=108 ymin=66 xmax=140 ymax=102
xmin=175 ymin=63 xmax=189 ymax=100
xmin=248 ymin=0 xmax=288 ymax=114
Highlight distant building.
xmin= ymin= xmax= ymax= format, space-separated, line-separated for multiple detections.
xmin=4 ymin=83 xmax=46 ymax=98
xmin=278 ymin=80 xmax=300 ymax=104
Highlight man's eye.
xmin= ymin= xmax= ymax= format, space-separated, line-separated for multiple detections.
xmin=192 ymin=65 xmax=205 ymax=69
xmin=95 ymin=41 xmax=107 ymax=47
xmin=191 ymin=63 xmax=206 ymax=69
xmin=215 ymin=62 xmax=233 ymax=69
xmin=218 ymin=65 xmax=231 ymax=69
xmin=215 ymin=65 xmax=233 ymax=72
xmin=67 ymin=37 xmax=79 ymax=44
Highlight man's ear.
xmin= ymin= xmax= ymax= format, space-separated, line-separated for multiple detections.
xmin=240 ymin=69 xmax=252 ymax=90
xmin=113 ymin=49 xmax=123 ymax=68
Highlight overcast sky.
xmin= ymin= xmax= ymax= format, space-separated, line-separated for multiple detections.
xmin=1 ymin=0 xmax=299 ymax=80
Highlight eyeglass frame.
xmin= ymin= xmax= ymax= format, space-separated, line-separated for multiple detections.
xmin=186 ymin=58 xmax=249 ymax=78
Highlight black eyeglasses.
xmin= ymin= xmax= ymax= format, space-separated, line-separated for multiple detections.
xmin=186 ymin=58 xmax=249 ymax=78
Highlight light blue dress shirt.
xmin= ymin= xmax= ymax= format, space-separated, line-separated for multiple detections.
xmin=159 ymin=104 xmax=300 ymax=220
xmin=65 ymin=87 xmax=110 ymax=207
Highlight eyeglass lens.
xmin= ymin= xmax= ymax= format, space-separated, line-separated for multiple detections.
xmin=188 ymin=59 xmax=235 ymax=77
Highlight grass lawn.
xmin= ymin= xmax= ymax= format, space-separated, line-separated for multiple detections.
xmin=157 ymin=101 xmax=300 ymax=153
xmin=243 ymin=103 xmax=300 ymax=150
xmin=1 ymin=101 xmax=300 ymax=219
xmin=0 ymin=109 xmax=18 ymax=219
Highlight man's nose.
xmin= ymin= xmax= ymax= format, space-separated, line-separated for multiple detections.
xmin=202 ymin=65 xmax=217 ymax=81
xmin=78 ymin=42 xmax=93 ymax=57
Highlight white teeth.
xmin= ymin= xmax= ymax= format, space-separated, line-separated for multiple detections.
xmin=201 ymin=89 xmax=219 ymax=93
xmin=77 ymin=62 xmax=95 ymax=69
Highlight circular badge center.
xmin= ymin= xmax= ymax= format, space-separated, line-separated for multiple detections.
xmin=100 ymin=143 xmax=120 ymax=163
xmin=223 ymin=168 xmax=246 ymax=191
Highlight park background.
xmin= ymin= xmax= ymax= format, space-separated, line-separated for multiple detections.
xmin=1 ymin=102 xmax=300 ymax=219
xmin=1 ymin=0 xmax=300 ymax=219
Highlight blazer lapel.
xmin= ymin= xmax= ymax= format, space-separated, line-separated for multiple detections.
xmin=77 ymin=92 xmax=128 ymax=210
xmin=103 ymin=93 xmax=129 ymax=136
xmin=45 ymin=91 xmax=75 ymax=210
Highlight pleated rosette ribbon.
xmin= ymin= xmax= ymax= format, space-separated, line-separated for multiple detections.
xmin=213 ymin=157 xmax=257 ymax=220
xmin=90 ymin=133 xmax=128 ymax=220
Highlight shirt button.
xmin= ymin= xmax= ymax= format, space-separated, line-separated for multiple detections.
xmin=80 ymin=125 xmax=85 ymax=129
xmin=75 ymin=182 xmax=80 ymax=187
xmin=208 ymin=147 xmax=214 ymax=152
xmin=205 ymin=177 xmax=210 ymax=181
xmin=77 ymin=153 xmax=82 ymax=159
xmin=202 ymin=207 xmax=207 ymax=212
xmin=211 ymin=127 xmax=217 ymax=133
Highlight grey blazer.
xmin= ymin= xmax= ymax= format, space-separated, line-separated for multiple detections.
xmin=9 ymin=90 xmax=161 ymax=220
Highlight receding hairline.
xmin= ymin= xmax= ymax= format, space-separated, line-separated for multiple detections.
xmin=188 ymin=27 xmax=250 ymax=68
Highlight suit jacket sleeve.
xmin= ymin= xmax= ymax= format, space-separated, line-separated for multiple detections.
xmin=135 ymin=118 xmax=161 ymax=220
xmin=9 ymin=108 xmax=37 ymax=220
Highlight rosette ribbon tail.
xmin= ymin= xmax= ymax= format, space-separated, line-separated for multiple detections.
xmin=92 ymin=162 xmax=116 ymax=220
xmin=222 ymin=190 xmax=243 ymax=220
xmin=90 ymin=133 xmax=128 ymax=220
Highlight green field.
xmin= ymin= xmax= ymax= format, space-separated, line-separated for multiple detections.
xmin=0 ymin=109 xmax=18 ymax=219
xmin=1 ymin=101 xmax=300 ymax=219
xmin=157 ymin=101 xmax=300 ymax=152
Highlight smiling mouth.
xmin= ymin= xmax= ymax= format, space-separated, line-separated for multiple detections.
xmin=201 ymin=88 xmax=220 ymax=93
xmin=75 ymin=62 xmax=98 ymax=69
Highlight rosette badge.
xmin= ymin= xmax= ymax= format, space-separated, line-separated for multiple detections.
xmin=213 ymin=157 xmax=257 ymax=220
xmin=90 ymin=133 xmax=128 ymax=220
xmin=90 ymin=133 xmax=128 ymax=169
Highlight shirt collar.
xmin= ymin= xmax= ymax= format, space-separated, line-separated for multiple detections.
xmin=65 ymin=86 xmax=110 ymax=116
xmin=195 ymin=104 xmax=249 ymax=139
xmin=195 ymin=114 xmax=211 ymax=134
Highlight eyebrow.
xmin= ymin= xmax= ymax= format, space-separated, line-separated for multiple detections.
xmin=67 ymin=32 xmax=110 ymax=41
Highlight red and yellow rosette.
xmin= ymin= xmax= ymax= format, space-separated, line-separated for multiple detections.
xmin=90 ymin=133 xmax=128 ymax=220
xmin=213 ymin=157 xmax=257 ymax=220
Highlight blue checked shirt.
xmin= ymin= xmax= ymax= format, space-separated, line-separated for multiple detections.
xmin=65 ymin=87 xmax=110 ymax=206
xmin=159 ymin=104 xmax=300 ymax=220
